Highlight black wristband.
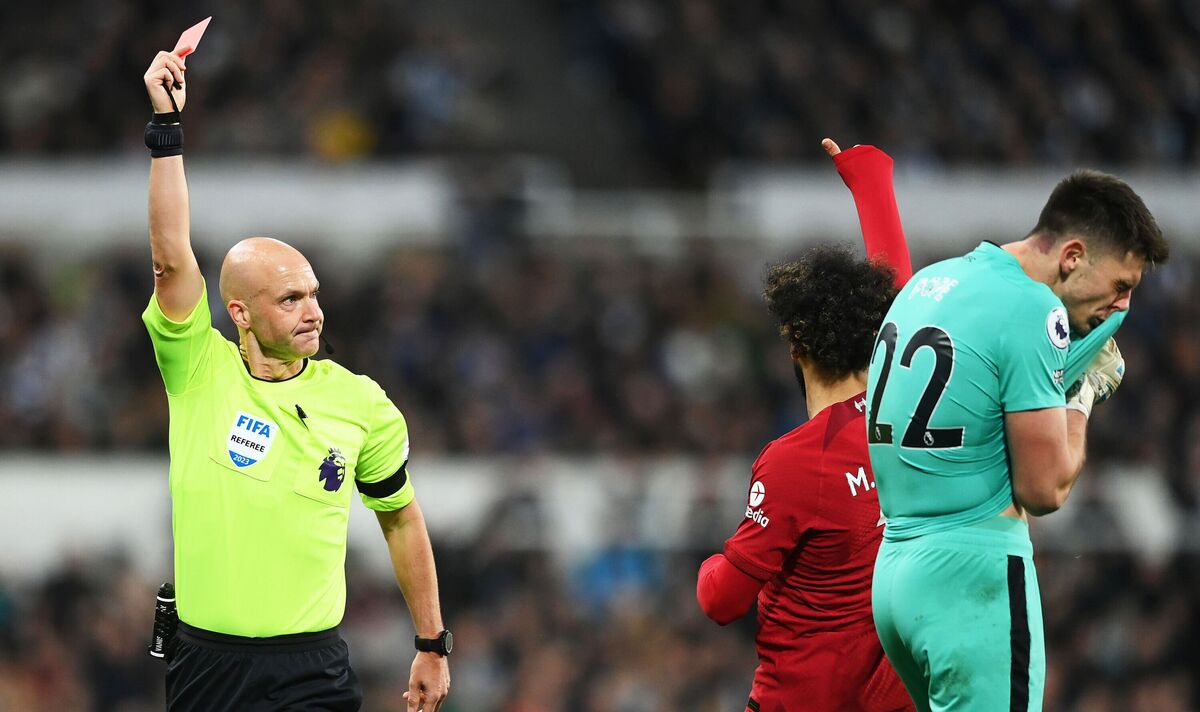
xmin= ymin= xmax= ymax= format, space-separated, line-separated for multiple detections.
xmin=145 ymin=115 xmax=183 ymax=158
xmin=414 ymin=630 xmax=453 ymax=657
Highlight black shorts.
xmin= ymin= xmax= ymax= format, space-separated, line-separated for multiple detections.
xmin=165 ymin=622 xmax=363 ymax=712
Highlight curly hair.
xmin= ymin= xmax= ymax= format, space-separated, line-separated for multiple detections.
xmin=764 ymin=245 xmax=898 ymax=381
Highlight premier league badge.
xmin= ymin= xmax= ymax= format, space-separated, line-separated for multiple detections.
xmin=1046 ymin=307 xmax=1070 ymax=350
xmin=318 ymin=447 xmax=347 ymax=492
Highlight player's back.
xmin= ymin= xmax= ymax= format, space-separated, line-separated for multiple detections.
xmin=752 ymin=395 xmax=882 ymax=632
xmin=725 ymin=393 xmax=913 ymax=711
xmin=866 ymin=241 xmax=1069 ymax=541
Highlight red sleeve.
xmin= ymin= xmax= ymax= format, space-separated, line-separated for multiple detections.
xmin=833 ymin=145 xmax=913 ymax=288
xmin=696 ymin=553 xmax=764 ymax=625
xmin=721 ymin=443 xmax=814 ymax=583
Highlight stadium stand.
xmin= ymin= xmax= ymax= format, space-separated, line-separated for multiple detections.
xmin=2 ymin=0 xmax=1199 ymax=709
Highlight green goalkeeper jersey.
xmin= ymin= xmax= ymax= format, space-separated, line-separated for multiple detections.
xmin=866 ymin=242 xmax=1071 ymax=541
xmin=143 ymin=285 xmax=414 ymax=636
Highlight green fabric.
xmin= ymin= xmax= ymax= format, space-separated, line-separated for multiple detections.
xmin=872 ymin=516 xmax=1045 ymax=712
xmin=867 ymin=242 xmax=1068 ymax=541
xmin=143 ymin=285 xmax=413 ymax=636
xmin=1065 ymin=308 xmax=1125 ymax=385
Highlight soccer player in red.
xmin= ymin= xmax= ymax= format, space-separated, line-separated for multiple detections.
xmin=696 ymin=139 xmax=915 ymax=712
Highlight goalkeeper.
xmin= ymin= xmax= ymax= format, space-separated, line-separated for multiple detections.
xmin=866 ymin=165 xmax=1167 ymax=711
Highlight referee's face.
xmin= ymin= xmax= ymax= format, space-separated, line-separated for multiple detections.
xmin=248 ymin=261 xmax=324 ymax=360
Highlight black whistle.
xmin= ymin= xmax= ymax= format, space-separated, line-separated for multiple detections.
xmin=148 ymin=582 xmax=178 ymax=660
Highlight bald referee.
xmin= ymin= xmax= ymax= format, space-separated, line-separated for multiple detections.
xmin=140 ymin=50 xmax=450 ymax=711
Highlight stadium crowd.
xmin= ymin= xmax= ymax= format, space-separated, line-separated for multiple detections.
xmin=562 ymin=0 xmax=1200 ymax=182
xmin=0 ymin=0 xmax=506 ymax=160
xmin=6 ymin=1 xmax=1200 ymax=184
xmin=3 ymin=1 xmax=1200 ymax=709
xmin=4 ymin=238 xmax=1200 ymax=506
xmin=0 ymin=539 xmax=1195 ymax=710
xmin=1 ymin=236 xmax=1199 ymax=707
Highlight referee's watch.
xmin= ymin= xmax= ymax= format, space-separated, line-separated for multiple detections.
xmin=414 ymin=629 xmax=453 ymax=657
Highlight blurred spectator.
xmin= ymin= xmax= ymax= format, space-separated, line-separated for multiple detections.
xmin=0 ymin=1 xmax=506 ymax=160
xmin=561 ymin=0 xmax=1200 ymax=183
xmin=4 ymin=238 xmax=1199 ymax=508
xmin=0 ymin=545 xmax=1196 ymax=710
xmin=0 ymin=237 xmax=799 ymax=458
xmin=2 ymin=230 xmax=1198 ymax=706
xmin=3 ymin=5 xmax=1199 ymax=709
xmin=6 ymin=1 xmax=1200 ymax=185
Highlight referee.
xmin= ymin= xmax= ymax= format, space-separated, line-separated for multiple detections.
xmin=140 ymin=51 xmax=450 ymax=711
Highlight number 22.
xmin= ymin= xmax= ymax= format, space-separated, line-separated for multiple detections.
xmin=868 ymin=322 xmax=964 ymax=449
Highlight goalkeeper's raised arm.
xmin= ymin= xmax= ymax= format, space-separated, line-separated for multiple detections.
xmin=143 ymin=50 xmax=201 ymax=322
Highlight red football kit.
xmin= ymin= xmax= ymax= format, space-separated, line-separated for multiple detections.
xmin=697 ymin=144 xmax=916 ymax=712
xmin=700 ymin=394 xmax=913 ymax=712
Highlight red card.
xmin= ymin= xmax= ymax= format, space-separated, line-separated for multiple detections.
xmin=173 ymin=16 xmax=212 ymax=58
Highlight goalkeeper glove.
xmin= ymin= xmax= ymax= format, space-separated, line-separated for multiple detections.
xmin=1065 ymin=337 xmax=1124 ymax=418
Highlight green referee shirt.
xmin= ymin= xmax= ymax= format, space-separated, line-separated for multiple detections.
xmin=143 ymin=284 xmax=414 ymax=636
xmin=867 ymin=242 xmax=1068 ymax=541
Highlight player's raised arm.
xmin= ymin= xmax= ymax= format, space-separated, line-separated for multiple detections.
xmin=823 ymin=138 xmax=913 ymax=288
xmin=143 ymin=51 xmax=202 ymax=322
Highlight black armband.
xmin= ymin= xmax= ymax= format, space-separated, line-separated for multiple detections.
xmin=145 ymin=113 xmax=183 ymax=157
xmin=356 ymin=461 xmax=409 ymax=499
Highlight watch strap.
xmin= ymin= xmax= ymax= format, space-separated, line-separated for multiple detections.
xmin=414 ymin=629 xmax=451 ymax=656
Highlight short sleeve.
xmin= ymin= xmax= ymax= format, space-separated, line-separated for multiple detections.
xmin=998 ymin=291 xmax=1069 ymax=412
xmin=355 ymin=378 xmax=415 ymax=511
xmin=721 ymin=444 xmax=813 ymax=582
xmin=141 ymin=283 xmax=219 ymax=396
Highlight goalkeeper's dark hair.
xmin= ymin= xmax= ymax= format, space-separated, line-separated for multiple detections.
xmin=764 ymin=245 xmax=897 ymax=381
xmin=1032 ymin=170 xmax=1169 ymax=265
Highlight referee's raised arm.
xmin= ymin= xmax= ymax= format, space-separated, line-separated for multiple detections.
xmin=143 ymin=50 xmax=202 ymax=322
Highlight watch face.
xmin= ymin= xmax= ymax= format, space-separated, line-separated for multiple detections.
xmin=441 ymin=630 xmax=453 ymax=654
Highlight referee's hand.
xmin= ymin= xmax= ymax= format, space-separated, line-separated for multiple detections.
xmin=143 ymin=51 xmax=188 ymax=114
xmin=404 ymin=652 xmax=450 ymax=711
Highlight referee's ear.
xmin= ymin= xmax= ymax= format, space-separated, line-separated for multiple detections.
xmin=227 ymin=299 xmax=252 ymax=330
